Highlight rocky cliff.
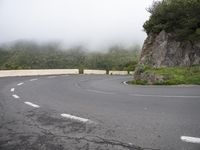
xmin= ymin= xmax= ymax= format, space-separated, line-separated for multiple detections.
xmin=139 ymin=30 xmax=200 ymax=67
xmin=133 ymin=31 xmax=200 ymax=84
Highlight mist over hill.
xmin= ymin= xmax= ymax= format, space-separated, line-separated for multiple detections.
xmin=0 ymin=41 xmax=139 ymax=71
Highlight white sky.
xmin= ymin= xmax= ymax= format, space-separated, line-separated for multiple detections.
xmin=0 ymin=0 xmax=155 ymax=50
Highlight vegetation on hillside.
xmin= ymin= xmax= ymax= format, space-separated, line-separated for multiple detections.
xmin=132 ymin=0 xmax=200 ymax=85
xmin=0 ymin=41 xmax=139 ymax=71
xmin=143 ymin=0 xmax=200 ymax=41
xmin=132 ymin=65 xmax=200 ymax=85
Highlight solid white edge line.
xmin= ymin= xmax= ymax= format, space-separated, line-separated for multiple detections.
xmin=24 ymin=102 xmax=40 ymax=108
xmin=61 ymin=75 xmax=69 ymax=77
xmin=86 ymin=89 xmax=115 ymax=95
xmin=10 ymin=88 xmax=15 ymax=92
xmin=17 ymin=82 xmax=24 ymax=86
xmin=12 ymin=94 xmax=20 ymax=99
xmin=181 ymin=136 xmax=200 ymax=144
xmin=30 ymin=78 xmax=38 ymax=81
xmin=61 ymin=113 xmax=92 ymax=123
xmin=130 ymin=94 xmax=200 ymax=98
xmin=47 ymin=76 xmax=56 ymax=78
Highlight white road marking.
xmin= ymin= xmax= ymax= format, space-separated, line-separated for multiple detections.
xmin=130 ymin=94 xmax=200 ymax=98
xmin=86 ymin=89 xmax=115 ymax=95
xmin=12 ymin=94 xmax=20 ymax=99
xmin=123 ymin=81 xmax=128 ymax=85
xmin=181 ymin=136 xmax=200 ymax=144
xmin=47 ymin=76 xmax=56 ymax=78
xmin=24 ymin=102 xmax=40 ymax=108
xmin=10 ymin=88 xmax=15 ymax=92
xmin=61 ymin=113 xmax=92 ymax=123
xmin=29 ymin=78 xmax=38 ymax=81
xmin=17 ymin=82 xmax=24 ymax=86
xmin=61 ymin=75 xmax=69 ymax=77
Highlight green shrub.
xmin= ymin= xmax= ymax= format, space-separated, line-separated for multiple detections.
xmin=144 ymin=0 xmax=200 ymax=41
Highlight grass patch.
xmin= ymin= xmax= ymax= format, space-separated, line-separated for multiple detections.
xmin=132 ymin=65 xmax=200 ymax=85
xmin=128 ymin=80 xmax=148 ymax=85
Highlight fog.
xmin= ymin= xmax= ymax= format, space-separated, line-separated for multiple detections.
xmin=0 ymin=0 xmax=155 ymax=50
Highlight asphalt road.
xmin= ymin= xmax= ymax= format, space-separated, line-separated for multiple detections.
xmin=0 ymin=75 xmax=200 ymax=150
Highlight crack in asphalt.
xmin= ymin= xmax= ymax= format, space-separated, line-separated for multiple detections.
xmin=57 ymin=135 xmax=159 ymax=150
xmin=0 ymin=106 xmax=158 ymax=150
xmin=23 ymin=110 xmax=158 ymax=150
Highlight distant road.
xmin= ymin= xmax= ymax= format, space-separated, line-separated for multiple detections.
xmin=0 ymin=75 xmax=200 ymax=150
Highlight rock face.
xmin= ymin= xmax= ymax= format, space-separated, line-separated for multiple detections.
xmin=134 ymin=30 xmax=200 ymax=84
xmin=139 ymin=30 xmax=200 ymax=67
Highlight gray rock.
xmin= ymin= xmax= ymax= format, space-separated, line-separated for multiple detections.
xmin=139 ymin=30 xmax=200 ymax=67
xmin=134 ymin=30 xmax=200 ymax=84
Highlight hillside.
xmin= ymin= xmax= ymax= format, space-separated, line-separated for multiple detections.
xmin=134 ymin=0 xmax=200 ymax=85
xmin=0 ymin=41 xmax=139 ymax=72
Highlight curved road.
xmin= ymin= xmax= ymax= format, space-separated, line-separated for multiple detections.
xmin=0 ymin=75 xmax=200 ymax=150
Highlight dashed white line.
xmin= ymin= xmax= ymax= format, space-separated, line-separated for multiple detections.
xmin=10 ymin=88 xmax=15 ymax=92
xmin=12 ymin=94 xmax=20 ymax=99
xmin=24 ymin=102 xmax=40 ymax=108
xmin=29 ymin=78 xmax=38 ymax=81
xmin=130 ymin=94 xmax=200 ymax=98
xmin=181 ymin=136 xmax=200 ymax=144
xmin=61 ymin=113 xmax=92 ymax=123
xmin=17 ymin=82 xmax=24 ymax=86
